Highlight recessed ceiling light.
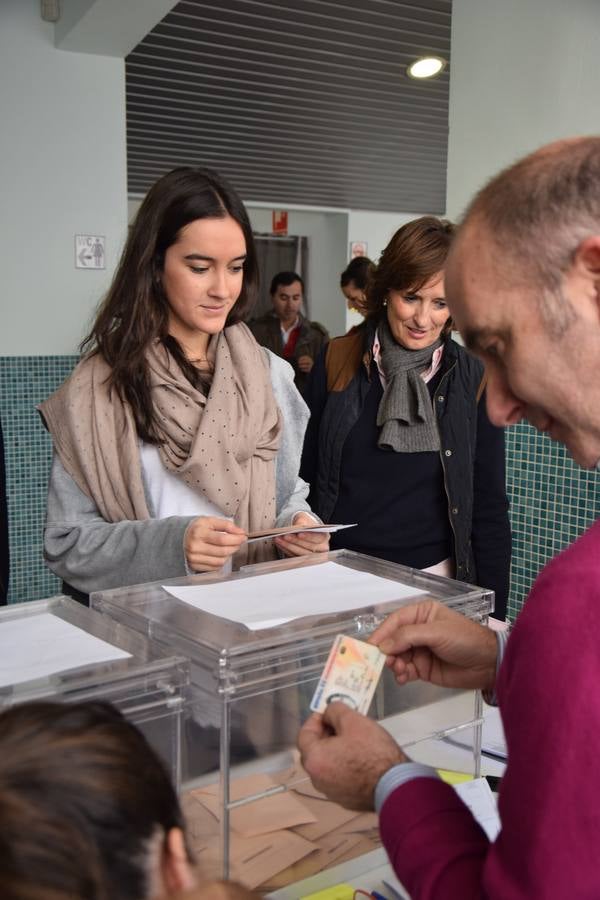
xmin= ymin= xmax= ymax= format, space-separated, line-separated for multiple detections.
xmin=407 ymin=56 xmax=446 ymax=79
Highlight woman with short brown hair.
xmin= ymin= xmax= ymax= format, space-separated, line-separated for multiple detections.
xmin=301 ymin=216 xmax=511 ymax=622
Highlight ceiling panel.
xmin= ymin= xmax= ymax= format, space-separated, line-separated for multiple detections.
xmin=126 ymin=0 xmax=451 ymax=212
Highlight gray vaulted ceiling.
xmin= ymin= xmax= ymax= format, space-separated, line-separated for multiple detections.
xmin=126 ymin=0 xmax=451 ymax=212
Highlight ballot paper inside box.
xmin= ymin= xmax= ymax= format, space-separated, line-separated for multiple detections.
xmin=91 ymin=549 xmax=493 ymax=890
xmin=0 ymin=595 xmax=189 ymax=790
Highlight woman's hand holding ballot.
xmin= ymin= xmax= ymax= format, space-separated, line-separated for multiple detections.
xmin=274 ymin=511 xmax=331 ymax=557
xmin=184 ymin=517 xmax=248 ymax=572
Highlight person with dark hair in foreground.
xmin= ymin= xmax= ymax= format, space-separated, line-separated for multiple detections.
xmin=39 ymin=168 xmax=327 ymax=602
xmin=0 ymin=700 xmax=258 ymax=900
xmin=249 ymin=271 xmax=329 ymax=393
xmin=301 ymin=216 xmax=511 ymax=622
xmin=299 ymin=137 xmax=600 ymax=898
xmin=170 ymin=888 xmax=257 ymax=900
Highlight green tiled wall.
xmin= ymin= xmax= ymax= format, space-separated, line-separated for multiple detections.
xmin=0 ymin=356 xmax=78 ymax=603
xmin=1 ymin=356 xmax=598 ymax=611
xmin=505 ymin=421 xmax=600 ymax=620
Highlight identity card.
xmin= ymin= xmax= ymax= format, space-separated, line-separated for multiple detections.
xmin=310 ymin=634 xmax=386 ymax=715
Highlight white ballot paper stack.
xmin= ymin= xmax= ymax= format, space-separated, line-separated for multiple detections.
xmin=0 ymin=613 xmax=131 ymax=687
xmin=163 ymin=561 xmax=427 ymax=630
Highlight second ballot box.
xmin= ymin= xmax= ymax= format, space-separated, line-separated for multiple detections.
xmin=0 ymin=594 xmax=189 ymax=788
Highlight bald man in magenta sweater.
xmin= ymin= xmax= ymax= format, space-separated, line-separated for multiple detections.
xmin=299 ymin=137 xmax=600 ymax=899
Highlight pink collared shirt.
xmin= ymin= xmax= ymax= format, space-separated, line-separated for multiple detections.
xmin=372 ymin=328 xmax=444 ymax=388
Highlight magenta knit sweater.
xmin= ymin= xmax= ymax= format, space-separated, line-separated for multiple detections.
xmin=380 ymin=519 xmax=600 ymax=899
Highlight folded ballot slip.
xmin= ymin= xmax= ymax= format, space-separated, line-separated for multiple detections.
xmin=310 ymin=634 xmax=386 ymax=715
xmin=246 ymin=523 xmax=357 ymax=545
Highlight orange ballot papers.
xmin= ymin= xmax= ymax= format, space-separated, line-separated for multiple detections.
xmin=310 ymin=634 xmax=386 ymax=715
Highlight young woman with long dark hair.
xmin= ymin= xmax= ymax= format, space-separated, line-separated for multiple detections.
xmin=40 ymin=168 xmax=327 ymax=600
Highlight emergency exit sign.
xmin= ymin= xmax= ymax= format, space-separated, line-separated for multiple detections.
xmin=272 ymin=210 xmax=288 ymax=235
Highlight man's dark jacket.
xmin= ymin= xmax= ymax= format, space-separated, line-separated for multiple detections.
xmin=249 ymin=312 xmax=329 ymax=394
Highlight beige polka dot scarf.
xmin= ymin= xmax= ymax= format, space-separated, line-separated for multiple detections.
xmin=39 ymin=324 xmax=282 ymax=562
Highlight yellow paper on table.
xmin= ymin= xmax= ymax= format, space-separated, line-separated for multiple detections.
xmin=301 ymin=884 xmax=355 ymax=900
xmin=437 ymin=768 xmax=474 ymax=785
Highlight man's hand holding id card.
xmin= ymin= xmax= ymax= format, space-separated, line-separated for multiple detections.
xmin=300 ymin=635 xmax=407 ymax=811
xmin=310 ymin=634 xmax=386 ymax=715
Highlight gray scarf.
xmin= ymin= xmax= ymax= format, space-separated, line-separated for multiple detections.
xmin=376 ymin=318 xmax=442 ymax=453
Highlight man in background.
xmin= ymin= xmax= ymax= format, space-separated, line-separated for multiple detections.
xmin=249 ymin=271 xmax=329 ymax=394
xmin=299 ymin=136 xmax=600 ymax=898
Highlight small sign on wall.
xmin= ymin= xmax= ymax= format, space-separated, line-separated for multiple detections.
xmin=75 ymin=234 xmax=106 ymax=269
xmin=350 ymin=240 xmax=368 ymax=259
xmin=272 ymin=210 xmax=288 ymax=235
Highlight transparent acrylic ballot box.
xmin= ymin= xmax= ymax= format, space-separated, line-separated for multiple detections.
xmin=91 ymin=550 xmax=493 ymax=892
xmin=0 ymin=595 xmax=189 ymax=789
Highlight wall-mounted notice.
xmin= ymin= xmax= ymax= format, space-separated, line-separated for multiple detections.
xmin=272 ymin=210 xmax=288 ymax=235
xmin=350 ymin=240 xmax=368 ymax=259
xmin=75 ymin=234 xmax=106 ymax=269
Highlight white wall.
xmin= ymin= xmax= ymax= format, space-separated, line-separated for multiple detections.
xmin=7 ymin=0 xmax=599 ymax=354
xmin=0 ymin=0 xmax=127 ymax=356
xmin=347 ymin=209 xmax=417 ymax=266
xmin=447 ymin=0 xmax=600 ymax=219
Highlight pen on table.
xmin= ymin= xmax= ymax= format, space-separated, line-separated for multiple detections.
xmin=353 ymin=890 xmax=391 ymax=900
xmin=442 ymin=733 xmax=507 ymax=762
xmin=382 ymin=878 xmax=409 ymax=900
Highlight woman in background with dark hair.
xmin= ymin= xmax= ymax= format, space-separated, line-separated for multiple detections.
xmin=340 ymin=255 xmax=373 ymax=324
xmin=39 ymin=168 xmax=327 ymax=600
xmin=0 ymin=700 xmax=257 ymax=900
xmin=301 ymin=217 xmax=511 ymax=623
